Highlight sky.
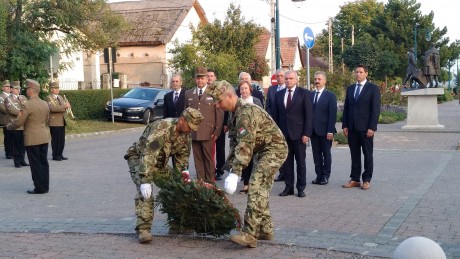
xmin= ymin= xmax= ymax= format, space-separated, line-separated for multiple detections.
xmin=198 ymin=0 xmax=458 ymax=45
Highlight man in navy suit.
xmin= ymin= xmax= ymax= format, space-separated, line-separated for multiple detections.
xmin=265 ymin=69 xmax=287 ymax=182
xmin=273 ymin=70 xmax=313 ymax=198
xmin=310 ymin=71 xmax=337 ymax=185
xmin=163 ymin=74 xmax=185 ymax=118
xmin=341 ymin=64 xmax=381 ymax=190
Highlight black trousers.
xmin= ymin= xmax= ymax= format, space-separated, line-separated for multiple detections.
xmin=215 ymin=128 xmax=226 ymax=174
xmin=310 ymin=131 xmax=333 ymax=181
xmin=283 ymin=138 xmax=307 ymax=191
xmin=11 ymin=130 xmax=26 ymax=165
xmin=2 ymin=127 xmax=13 ymax=157
xmin=26 ymin=143 xmax=49 ymax=193
xmin=347 ymin=129 xmax=374 ymax=182
xmin=50 ymin=126 xmax=65 ymax=158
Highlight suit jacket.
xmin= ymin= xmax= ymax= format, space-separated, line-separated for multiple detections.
xmin=7 ymin=96 xmax=50 ymax=146
xmin=265 ymin=85 xmax=282 ymax=117
xmin=273 ymin=86 xmax=313 ymax=140
xmin=0 ymin=92 xmax=11 ymax=125
xmin=185 ymin=87 xmax=224 ymax=141
xmin=163 ymin=90 xmax=185 ymax=118
xmin=342 ymin=81 xmax=381 ymax=132
xmin=5 ymin=94 xmax=28 ymax=131
xmin=311 ymin=89 xmax=337 ymax=136
xmin=45 ymin=94 xmax=66 ymax=127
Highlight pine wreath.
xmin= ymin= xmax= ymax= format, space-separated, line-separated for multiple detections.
xmin=155 ymin=169 xmax=241 ymax=237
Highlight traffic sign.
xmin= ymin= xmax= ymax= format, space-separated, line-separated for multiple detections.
xmin=271 ymin=74 xmax=278 ymax=86
xmin=303 ymin=27 xmax=315 ymax=49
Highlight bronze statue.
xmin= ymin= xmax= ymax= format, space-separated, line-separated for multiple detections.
xmin=423 ymin=43 xmax=440 ymax=87
xmin=403 ymin=47 xmax=418 ymax=87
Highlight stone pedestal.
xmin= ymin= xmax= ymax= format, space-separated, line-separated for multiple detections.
xmin=401 ymin=88 xmax=444 ymax=130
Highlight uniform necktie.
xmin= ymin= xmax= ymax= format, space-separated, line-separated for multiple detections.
xmin=57 ymin=96 xmax=62 ymax=105
xmin=354 ymin=84 xmax=362 ymax=100
xmin=314 ymin=91 xmax=319 ymax=107
xmin=198 ymin=89 xmax=202 ymax=100
xmin=286 ymin=89 xmax=292 ymax=108
xmin=173 ymin=92 xmax=179 ymax=103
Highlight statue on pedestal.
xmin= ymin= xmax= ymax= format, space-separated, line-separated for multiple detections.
xmin=423 ymin=43 xmax=440 ymax=88
xmin=403 ymin=44 xmax=440 ymax=89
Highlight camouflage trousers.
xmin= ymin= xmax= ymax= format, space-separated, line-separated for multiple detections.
xmin=243 ymin=144 xmax=288 ymax=238
xmin=128 ymin=157 xmax=154 ymax=232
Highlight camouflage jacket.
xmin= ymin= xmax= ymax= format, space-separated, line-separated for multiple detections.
xmin=227 ymin=98 xmax=287 ymax=176
xmin=125 ymin=118 xmax=191 ymax=184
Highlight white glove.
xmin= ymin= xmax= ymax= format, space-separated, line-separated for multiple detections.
xmin=224 ymin=172 xmax=240 ymax=194
xmin=140 ymin=183 xmax=152 ymax=199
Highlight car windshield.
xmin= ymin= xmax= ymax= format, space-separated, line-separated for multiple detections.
xmin=123 ymin=88 xmax=159 ymax=101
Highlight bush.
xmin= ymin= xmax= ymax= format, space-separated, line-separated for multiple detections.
xmin=60 ymin=88 xmax=130 ymax=120
xmin=437 ymin=88 xmax=454 ymax=103
xmin=334 ymin=131 xmax=348 ymax=145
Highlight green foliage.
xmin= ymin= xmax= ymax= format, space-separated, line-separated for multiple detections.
xmin=155 ymin=170 xmax=241 ymax=237
xmin=334 ymin=132 xmax=348 ymax=145
xmin=379 ymin=110 xmax=406 ymax=124
xmin=168 ymin=4 xmax=268 ymax=85
xmin=342 ymin=41 xmax=380 ymax=74
xmin=437 ymin=88 xmax=454 ymax=103
xmin=298 ymin=68 xmax=353 ymax=102
xmin=336 ymin=112 xmax=343 ymax=123
xmin=60 ymin=89 xmax=130 ymax=120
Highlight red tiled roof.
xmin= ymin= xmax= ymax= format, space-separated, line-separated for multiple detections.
xmin=255 ymin=29 xmax=271 ymax=59
xmin=280 ymin=37 xmax=298 ymax=68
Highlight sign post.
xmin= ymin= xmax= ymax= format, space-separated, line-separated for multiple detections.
xmin=303 ymin=27 xmax=315 ymax=90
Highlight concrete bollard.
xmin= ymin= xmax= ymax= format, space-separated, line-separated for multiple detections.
xmin=393 ymin=236 xmax=446 ymax=259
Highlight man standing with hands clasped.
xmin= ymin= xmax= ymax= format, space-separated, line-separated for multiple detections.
xmin=342 ymin=64 xmax=380 ymax=190
xmin=206 ymin=80 xmax=287 ymax=248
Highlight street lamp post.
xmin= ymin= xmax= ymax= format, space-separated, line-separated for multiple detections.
xmin=414 ymin=23 xmax=420 ymax=61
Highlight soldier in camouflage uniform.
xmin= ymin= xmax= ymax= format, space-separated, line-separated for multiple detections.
xmin=206 ymin=80 xmax=288 ymax=248
xmin=124 ymin=107 xmax=204 ymax=243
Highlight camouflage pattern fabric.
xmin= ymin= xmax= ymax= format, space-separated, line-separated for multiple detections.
xmin=227 ymin=98 xmax=288 ymax=237
xmin=124 ymin=118 xmax=192 ymax=232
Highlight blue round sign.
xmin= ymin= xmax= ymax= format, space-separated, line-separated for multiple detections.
xmin=303 ymin=27 xmax=315 ymax=49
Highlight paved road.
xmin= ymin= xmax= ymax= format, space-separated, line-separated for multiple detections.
xmin=1 ymin=100 xmax=459 ymax=258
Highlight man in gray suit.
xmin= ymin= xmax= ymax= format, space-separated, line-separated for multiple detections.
xmin=7 ymin=79 xmax=51 ymax=194
xmin=185 ymin=67 xmax=224 ymax=182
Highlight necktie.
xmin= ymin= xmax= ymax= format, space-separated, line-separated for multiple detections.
xmin=286 ymin=89 xmax=292 ymax=108
xmin=173 ymin=92 xmax=179 ymax=103
xmin=57 ymin=96 xmax=62 ymax=105
xmin=198 ymin=89 xmax=202 ymax=100
xmin=354 ymin=84 xmax=362 ymax=100
xmin=314 ymin=91 xmax=319 ymax=107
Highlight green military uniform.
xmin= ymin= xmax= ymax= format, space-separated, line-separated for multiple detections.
xmin=125 ymin=108 xmax=203 ymax=236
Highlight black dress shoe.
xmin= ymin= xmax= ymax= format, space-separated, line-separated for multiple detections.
xmin=20 ymin=161 xmax=29 ymax=166
xmin=320 ymin=179 xmax=329 ymax=185
xmin=274 ymin=173 xmax=285 ymax=182
xmin=297 ymin=191 xmax=306 ymax=197
xmin=312 ymin=178 xmax=321 ymax=184
xmin=279 ymin=188 xmax=294 ymax=196
xmin=15 ymin=164 xmax=21 ymax=168
xmin=27 ymin=189 xmax=47 ymax=194
xmin=60 ymin=156 xmax=68 ymax=160
xmin=53 ymin=157 xmax=62 ymax=161
xmin=6 ymin=155 xmax=13 ymax=159
xmin=215 ymin=174 xmax=223 ymax=181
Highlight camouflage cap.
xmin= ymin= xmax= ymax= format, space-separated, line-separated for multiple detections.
xmin=25 ymin=79 xmax=41 ymax=91
xmin=11 ymin=81 xmax=21 ymax=89
xmin=181 ymin=107 xmax=204 ymax=131
xmin=205 ymin=80 xmax=233 ymax=103
xmin=50 ymin=81 xmax=60 ymax=88
xmin=2 ymin=80 xmax=11 ymax=87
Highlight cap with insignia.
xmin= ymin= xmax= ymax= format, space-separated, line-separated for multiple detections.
xmin=50 ymin=81 xmax=60 ymax=88
xmin=181 ymin=107 xmax=204 ymax=131
xmin=205 ymin=80 xmax=233 ymax=103
xmin=25 ymin=79 xmax=41 ymax=91
xmin=11 ymin=81 xmax=21 ymax=89
xmin=2 ymin=80 xmax=11 ymax=87
xmin=194 ymin=67 xmax=208 ymax=77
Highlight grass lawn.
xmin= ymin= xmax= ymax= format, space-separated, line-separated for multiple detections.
xmin=0 ymin=119 xmax=144 ymax=145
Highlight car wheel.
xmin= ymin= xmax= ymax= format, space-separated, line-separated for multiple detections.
xmin=142 ymin=109 xmax=152 ymax=124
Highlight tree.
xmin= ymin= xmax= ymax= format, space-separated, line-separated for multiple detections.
xmin=0 ymin=0 xmax=127 ymax=82
xmin=168 ymin=4 xmax=268 ymax=86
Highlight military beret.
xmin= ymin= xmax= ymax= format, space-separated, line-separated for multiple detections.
xmin=50 ymin=81 xmax=60 ymax=88
xmin=205 ymin=80 xmax=233 ymax=103
xmin=194 ymin=67 xmax=207 ymax=77
xmin=181 ymin=107 xmax=204 ymax=132
xmin=11 ymin=81 xmax=21 ymax=89
xmin=2 ymin=80 xmax=11 ymax=87
xmin=25 ymin=79 xmax=41 ymax=91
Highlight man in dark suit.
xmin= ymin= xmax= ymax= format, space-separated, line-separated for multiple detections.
xmin=342 ymin=64 xmax=381 ymax=190
xmin=310 ymin=71 xmax=337 ymax=185
xmin=265 ymin=69 xmax=287 ymax=182
xmin=273 ymin=70 xmax=313 ymax=198
xmin=163 ymin=74 xmax=185 ymax=118
xmin=185 ymin=67 xmax=224 ymax=182
xmin=7 ymin=79 xmax=51 ymax=194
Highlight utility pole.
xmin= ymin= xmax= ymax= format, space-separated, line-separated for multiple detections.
xmin=351 ymin=25 xmax=354 ymax=46
xmin=328 ymin=18 xmax=333 ymax=73
xmin=270 ymin=0 xmax=276 ymax=74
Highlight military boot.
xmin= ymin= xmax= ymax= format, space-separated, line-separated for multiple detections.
xmin=258 ymin=232 xmax=275 ymax=241
xmin=230 ymin=232 xmax=257 ymax=248
xmin=138 ymin=230 xmax=153 ymax=243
